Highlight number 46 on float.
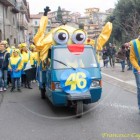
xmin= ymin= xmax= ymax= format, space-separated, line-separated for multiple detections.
xmin=60 ymin=68 xmax=91 ymax=93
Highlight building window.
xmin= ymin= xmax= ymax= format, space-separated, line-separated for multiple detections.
xmin=14 ymin=38 xmax=16 ymax=44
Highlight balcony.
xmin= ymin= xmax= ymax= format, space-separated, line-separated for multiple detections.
xmin=11 ymin=3 xmax=20 ymax=13
xmin=18 ymin=20 xmax=28 ymax=30
xmin=18 ymin=1 xmax=27 ymax=14
xmin=0 ymin=0 xmax=14 ymax=7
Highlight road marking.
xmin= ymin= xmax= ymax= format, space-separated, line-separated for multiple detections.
xmin=102 ymin=72 xmax=136 ymax=87
xmin=101 ymin=102 xmax=138 ymax=111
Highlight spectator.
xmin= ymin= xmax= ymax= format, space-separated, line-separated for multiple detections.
xmin=117 ymin=44 xmax=126 ymax=72
xmin=102 ymin=47 xmax=109 ymax=67
xmin=0 ymin=41 xmax=10 ymax=91
xmin=125 ymin=43 xmax=132 ymax=70
xmin=107 ymin=43 xmax=116 ymax=67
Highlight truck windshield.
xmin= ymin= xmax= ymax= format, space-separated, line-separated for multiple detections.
xmin=53 ymin=47 xmax=98 ymax=69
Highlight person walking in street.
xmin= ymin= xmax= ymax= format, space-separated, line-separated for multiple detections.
xmin=117 ymin=44 xmax=126 ymax=72
xmin=9 ymin=49 xmax=23 ymax=92
xmin=130 ymin=35 xmax=140 ymax=112
xmin=102 ymin=46 xmax=109 ymax=67
xmin=0 ymin=41 xmax=10 ymax=91
xmin=107 ymin=43 xmax=116 ymax=67
xmin=125 ymin=43 xmax=132 ymax=70
xmin=20 ymin=43 xmax=33 ymax=89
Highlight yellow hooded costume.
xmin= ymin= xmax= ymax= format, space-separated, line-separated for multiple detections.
xmin=9 ymin=49 xmax=23 ymax=71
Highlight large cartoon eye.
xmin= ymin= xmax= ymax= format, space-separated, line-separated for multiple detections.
xmin=54 ymin=29 xmax=69 ymax=45
xmin=72 ymin=30 xmax=86 ymax=44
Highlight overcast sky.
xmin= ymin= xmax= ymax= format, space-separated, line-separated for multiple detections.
xmin=27 ymin=0 xmax=118 ymax=15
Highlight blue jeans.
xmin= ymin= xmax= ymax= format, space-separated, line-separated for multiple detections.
xmin=120 ymin=60 xmax=125 ymax=71
xmin=128 ymin=60 xmax=132 ymax=70
xmin=0 ymin=69 xmax=7 ymax=88
xmin=134 ymin=72 xmax=140 ymax=110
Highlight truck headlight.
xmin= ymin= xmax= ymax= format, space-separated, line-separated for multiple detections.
xmin=90 ymin=80 xmax=101 ymax=88
xmin=51 ymin=82 xmax=61 ymax=90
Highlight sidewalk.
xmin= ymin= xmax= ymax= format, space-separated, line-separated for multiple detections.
xmin=100 ymin=61 xmax=137 ymax=93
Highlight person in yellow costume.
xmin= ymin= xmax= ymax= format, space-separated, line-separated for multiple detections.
xmin=130 ymin=35 xmax=140 ymax=112
xmin=20 ymin=43 xmax=33 ymax=89
xmin=30 ymin=44 xmax=38 ymax=67
xmin=33 ymin=6 xmax=113 ymax=63
xmin=9 ymin=49 xmax=23 ymax=92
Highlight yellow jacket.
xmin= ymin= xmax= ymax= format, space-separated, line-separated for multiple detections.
xmin=130 ymin=39 xmax=140 ymax=71
xmin=32 ymin=52 xmax=38 ymax=62
xmin=6 ymin=47 xmax=12 ymax=54
xmin=9 ymin=56 xmax=23 ymax=70
xmin=21 ymin=51 xmax=34 ymax=65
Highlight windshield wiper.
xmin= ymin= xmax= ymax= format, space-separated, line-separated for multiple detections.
xmin=52 ymin=58 xmax=76 ymax=70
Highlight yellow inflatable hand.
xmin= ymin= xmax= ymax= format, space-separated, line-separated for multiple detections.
xmin=97 ymin=22 xmax=113 ymax=51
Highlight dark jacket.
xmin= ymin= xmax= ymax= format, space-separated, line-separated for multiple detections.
xmin=102 ymin=49 xmax=108 ymax=60
xmin=117 ymin=49 xmax=126 ymax=61
xmin=107 ymin=47 xmax=116 ymax=57
xmin=0 ymin=50 xmax=10 ymax=70
xmin=126 ymin=49 xmax=130 ymax=60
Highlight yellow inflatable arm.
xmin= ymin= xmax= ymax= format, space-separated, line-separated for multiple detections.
xmin=97 ymin=22 xmax=113 ymax=51
xmin=34 ymin=16 xmax=48 ymax=50
xmin=33 ymin=16 xmax=53 ymax=61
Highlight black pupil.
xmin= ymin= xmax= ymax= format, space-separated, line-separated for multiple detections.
xmin=58 ymin=33 xmax=66 ymax=40
xmin=76 ymin=33 xmax=84 ymax=41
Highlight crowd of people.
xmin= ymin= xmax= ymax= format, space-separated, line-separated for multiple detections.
xmin=102 ymin=42 xmax=132 ymax=72
xmin=0 ymin=40 xmax=38 ymax=92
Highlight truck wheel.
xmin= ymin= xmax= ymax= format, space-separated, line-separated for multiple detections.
xmin=76 ymin=101 xmax=83 ymax=118
xmin=41 ymin=88 xmax=46 ymax=99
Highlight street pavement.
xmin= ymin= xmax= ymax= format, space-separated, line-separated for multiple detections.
xmin=0 ymin=64 xmax=140 ymax=140
xmin=101 ymin=61 xmax=136 ymax=94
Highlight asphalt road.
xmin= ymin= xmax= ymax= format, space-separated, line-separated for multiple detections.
xmin=0 ymin=79 xmax=140 ymax=140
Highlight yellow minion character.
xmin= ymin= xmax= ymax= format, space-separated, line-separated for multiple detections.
xmin=34 ymin=15 xmax=112 ymax=61
xmin=20 ymin=43 xmax=27 ymax=50
xmin=30 ymin=44 xmax=35 ymax=50
xmin=30 ymin=44 xmax=38 ymax=66
xmin=20 ymin=43 xmax=34 ymax=71
xmin=9 ymin=48 xmax=23 ymax=72
xmin=9 ymin=48 xmax=23 ymax=92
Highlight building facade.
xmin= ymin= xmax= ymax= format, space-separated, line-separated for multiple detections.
xmin=49 ymin=9 xmax=81 ymax=29
xmin=29 ymin=12 xmax=51 ymax=43
xmin=79 ymin=7 xmax=112 ymax=39
xmin=0 ymin=0 xmax=30 ymax=45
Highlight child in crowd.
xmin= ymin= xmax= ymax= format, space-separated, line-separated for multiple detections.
xmin=9 ymin=49 xmax=23 ymax=92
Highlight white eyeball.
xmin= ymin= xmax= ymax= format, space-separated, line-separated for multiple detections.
xmin=53 ymin=29 xmax=69 ymax=45
xmin=72 ymin=29 xmax=86 ymax=44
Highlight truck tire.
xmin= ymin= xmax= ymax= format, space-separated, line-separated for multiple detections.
xmin=76 ymin=101 xmax=83 ymax=118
